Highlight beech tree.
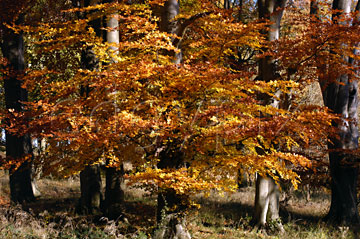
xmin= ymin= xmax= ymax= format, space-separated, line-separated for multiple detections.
xmin=103 ymin=0 xmax=125 ymax=216
xmin=286 ymin=0 xmax=360 ymax=225
xmin=2 ymin=0 xmax=340 ymax=236
xmin=73 ymin=0 xmax=125 ymax=216
xmin=266 ymin=0 xmax=360 ymax=225
xmin=74 ymin=0 xmax=103 ymax=215
xmin=253 ymin=0 xmax=287 ymax=229
xmin=155 ymin=1 xmax=189 ymax=237
xmin=322 ymin=0 xmax=360 ymax=224
xmin=0 ymin=0 xmax=35 ymax=203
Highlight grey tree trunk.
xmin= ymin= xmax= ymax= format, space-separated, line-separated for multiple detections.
xmin=322 ymin=0 xmax=360 ymax=225
xmin=160 ymin=0 xmax=182 ymax=64
xmin=31 ymin=137 xmax=45 ymax=198
xmin=76 ymin=0 xmax=103 ymax=215
xmin=77 ymin=46 xmax=102 ymax=214
xmin=254 ymin=176 xmax=280 ymax=226
xmin=156 ymin=145 xmax=190 ymax=239
xmin=31 ymin=167 xmax=41 ymax=198
xmin=0 ymin=15 xmax=35 ymax=203
xmin=101 ymin=0 xmax=125 ymax=218
xmin=253 ymin=0 xmax=286 ymax=230
xmin=155 ymin=2 xmax=190 ymax=238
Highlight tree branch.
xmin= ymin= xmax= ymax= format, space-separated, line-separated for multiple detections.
xmin=173 ymin=11 xmax=212 ymax=48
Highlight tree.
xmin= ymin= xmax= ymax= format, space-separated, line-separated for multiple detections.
xmin=322 ymin=0 xmax=360 ymax=224
xmin=286 ymin=0 xmax=360 ymax=225
xmin=253 ymin=0 xmax=287 ymax=230
xmin=6 ymin=0 xmax=337 ymax=236
xmin=103 ymin=0 xmax=125 ymax=217
xmin=265 ymin=0 xmax=360 ymax=225
xmin=154 ymin=1 xmax=193 ymax=238
xmin=73 ymin=0 xmax=103 ymax=215
xmin=0 ymin=0 xmax=35 ymax=203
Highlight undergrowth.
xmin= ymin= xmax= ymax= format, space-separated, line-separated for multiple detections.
xmin=0 ymin=175 xmax=358 ymax=238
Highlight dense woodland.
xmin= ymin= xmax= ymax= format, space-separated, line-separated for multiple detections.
xmin=0 ymin=0 xmax=360 ymax=238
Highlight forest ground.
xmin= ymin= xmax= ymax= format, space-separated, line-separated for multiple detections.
xmin=0 ymin=170 xmax=358 ymax=239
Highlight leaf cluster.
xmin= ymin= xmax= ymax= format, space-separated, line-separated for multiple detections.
xmin=0 ymin=0 xmax=342 ymax=196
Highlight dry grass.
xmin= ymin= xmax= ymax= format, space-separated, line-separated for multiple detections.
xmin=0 ymin=172 xmax=358 ymax=239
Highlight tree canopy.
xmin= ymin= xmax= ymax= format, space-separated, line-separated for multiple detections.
xmin=0 ymin=0 xmax=342 ymax=199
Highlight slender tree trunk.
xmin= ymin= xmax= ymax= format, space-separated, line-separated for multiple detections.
xmin=160 ymin=0 xmax=182 ymax=64
xmin=237 ymin=167 xmax=249 ymax=188
xmin=322 ymin=0 xmax=360 ymax=225
xmin=238 ymin=0 xmax=244 ymax=22
xmin=101 ymin=0 xmax=125 ymax=217
xmin=253 ymin=0 xmax=286 ymax=230
xmin=77 ymin=46 xmax=102 ymax=214
xmin=31 ymin=138 xmax=44 ymax=198
xmin=154 ymin=2 xmax=191 ymax=238
xmin=31 ymin=166 xmax=41 ymax=198
xmin=224 ymin=0 xmax=230 ymax=9
xmin=155 ymin=145 xmax=191 ymax=239
xmin=310 ymin=0 xmax=319 ymax=16
xmin=76 ymin=0 xmax=103 ymax=215
xmin=1 ymin=15 xmax=35 ymax=203
xmin=254 ymin=176 xmax=280 ymax=225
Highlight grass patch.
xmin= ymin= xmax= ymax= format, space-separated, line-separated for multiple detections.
xmin=0 ymin=173 xmax=358 ymax=238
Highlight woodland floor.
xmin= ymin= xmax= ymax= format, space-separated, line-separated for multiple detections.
xmin=0 ymin=171 xmax=358 ymax=239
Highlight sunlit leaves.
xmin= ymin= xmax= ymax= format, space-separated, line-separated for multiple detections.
xmin=1 ymin=0 xmax=342 ymax=196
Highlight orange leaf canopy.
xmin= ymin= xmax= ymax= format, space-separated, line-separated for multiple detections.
xmin=2 ymin=0 xmax=338 ymax=195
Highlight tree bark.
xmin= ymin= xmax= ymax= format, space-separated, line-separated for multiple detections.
xmin=254 ymin=176 xmax=280 ymax=223
xmin=155 ymin=4 xmax=192 ymax=237
xmin=253 ymin=0 xmax=286 ymax=230
xmin=78 ymin=165 xmax=102 ymax=214
xmin=322 ymin=0 xmax=360 ymax=225
xmin=159 ymin=0 xmax=182 ymax=64
xmin=76 ymin=0 xmax=103 ymax=215
xmin=101 ymin=0 xmax=125 ymax=217
xmin=103 ymin=166 xmax=124 ymax=217
xmin=156 ymin=145 xmax=191 ymax=239
xmin=1 ymin=15 xmax=35 ymax=204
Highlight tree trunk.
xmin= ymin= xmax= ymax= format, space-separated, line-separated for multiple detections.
xmin=76 ymin=0 xmax=103 ymax=214
xmin=237 ymin=167 xmax=249 ymax=188
xmin=31 ymin=165 xmax=41 ymax=198
xmin=325 ymin=152 xmax=359 ymax=224
xmin=156 ymin=146 xmax=191 ymax=239
xmin=254 ymin=176 xmax=280 ymax=226
xmin=103 ymin=166 xmax=124 ymax=217
xmin=78 ymin=165 xmax=102 ymax=214
xmin=102 ymin=0 xmax=125 ymax=217
xmin=160 ymin=0 xmax=182 ymax=64
xmin=253 ymin=0 xmax=286 ymax=230
xmin=155 ymin=2 xmax=192 ymax=238
xmin=322 ymin=0 xmax=360 ymax=224
xmin=155 ymin=1 xmax=211 ymax=237
xmin=323 ymin=75 xmax=359 ymax=224
xmin=31 ymin=138 xmax=47 ymax=198
xmin=1 ymin=15 xmax=35 ymax=204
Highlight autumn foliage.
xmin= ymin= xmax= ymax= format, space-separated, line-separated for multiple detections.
xmin=0 ymin=0 xmax=342 ymax=198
